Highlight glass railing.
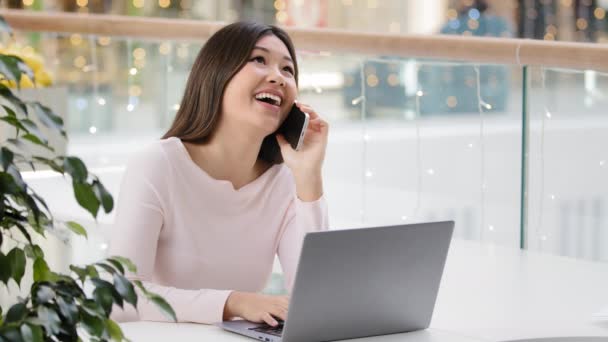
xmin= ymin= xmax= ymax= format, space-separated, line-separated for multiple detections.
xmin=1 ymin=11 xmax=607 ymax=298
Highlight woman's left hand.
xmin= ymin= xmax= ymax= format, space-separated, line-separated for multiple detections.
xmin=276 ymin=102 xmax=329 ymax=201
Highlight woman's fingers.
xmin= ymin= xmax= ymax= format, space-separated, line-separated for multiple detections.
xmin=296 ymin=102 xmax=320 ymax=120
xmin=262 ymin=312 xmax=278 ymax=326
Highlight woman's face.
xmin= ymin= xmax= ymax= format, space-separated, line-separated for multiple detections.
xmin=221 ymin=34 xmax=297 ymax=136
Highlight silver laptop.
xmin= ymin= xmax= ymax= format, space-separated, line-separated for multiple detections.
xmin=217 ymin=221 xmax=454 ymax=342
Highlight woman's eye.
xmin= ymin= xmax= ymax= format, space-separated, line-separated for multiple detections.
xmin=283 ymin=66 xmax=294 ymax=75
xmin=251 ymin=56 xmax=265 ymax=64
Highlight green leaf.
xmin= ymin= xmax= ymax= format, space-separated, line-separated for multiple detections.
xmin=0 ymin=327 xmax=21 ymax=340
xmin=21 ymin=133 xmax=52 ymax=151
xmin=81 ymin=312 xmax=105 ymax=337
xmin=105 ymin=259 xmax=125 ymax=275
xmin=0 ymin=55 xmax=28 ymax=85
xmin=5 ymin=302 xmax=27 ymax=323
xmin=24 ymin=244 xmax=44 ymax=259
xmin=7 ymin=247 xmax=26 ymax=286
xmin=32 ymin=156 xmax=63 ymax=173
xmin=0 ymin=84 xmax=28 ymax=116
xmin=73 ymin=181 xmax=100 ymax=218
xmin=33 ymin=257 xmax=57 ymax=282
xmin=63 ymin=157 xmax=87 ymax=182
xmin=105 ymin=319 xmax=124 ymax=341
xmin=79 ymin=299 xmax=106 ymax=319
xmin=0 ymin=146 xmax=14 ymax=170
xmin=109 ymin=256 xmax=137 ymax=274
xmin=34 ymin=284 xmax=55 ymax=304
xmin=93 ymin=179 xmax=114 ymax=213
xmin=30 ymin=102 xmax=65 ymax=137
xmin=91 ymin=277 xmax=123 ymax=309
xmin=95 ymin=262 xmax=117 ymax=275
xmin=0 ymin=172 xmax=20 ymax=195
xmin=37 ymin=306 xmax=62 ymax=335
xmin=147 ymin=293 xmax=177 ymax=322
xmin=20 ymin=323 xmax=44 ymax=342
xmin=14 ymin=223 xmax=32 ymax=244
xmin=86 ymin=265 xmax=100 ymax=279
xmin=113 ymin=273 xmax=137 ymax=307
xmin=2 ymin=103 xmax=17 ymax=116
xmin=6 ymin=164 xmax=26 ymax=190
xmin=56 ymin=296 xmax=78 ymax=325
xmin=69 ymin=265 xmax=87 ymax=284
xmin=65 ymin=221 xmax=87 ymax=239
xmin=0 ymin=251 xmax=10 ymax=285
xmin=133 ymin=280 xmax=149 ymax=295
xmin=0 ymin=115 xmax=28 ymax=132
xmin=93 ymin=286 xmax=114 ymax=316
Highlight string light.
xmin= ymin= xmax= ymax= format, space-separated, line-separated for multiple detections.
xmin=97 ymin=98 xmax=106 ymax=106
xmin=98 ymin=36 xmax=112 ymax=46
xmin=366 ymin=74 xmax=379 ymax=87
xmin=159 ymin=42 xmax=171 ymax=55
xmin=274 ymin=0 xmax=286 ymax=10
xmin=73 ymin=56 xmax=87 ymax=69
xmin=159 ymin=0 xmax=171 ymax=8
xmin=133 ymin=47 xmax=146 ymax=60
xmin=22 ymin=0 xmax=34 ymax=6
xmin=70 ymin=34 xmax=83 ymax=46
xmin=76 ymin=0 xmax=88 ymax=7
xmin=129 ymin=67 xmax=138 ymax=75
xmin=426 ymin=169 xmax=435 ymax=175
xmin=576 ymin=18 xmax=588 ymax=30
xmin=89 ymin=126 xmax=97 ymax=134
xmin=133 ymin=0 xmax=145 ymax=8
xmin=276 ymin=11 xmax=288 ymax=23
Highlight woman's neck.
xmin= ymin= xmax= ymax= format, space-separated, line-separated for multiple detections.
xmin=183 ymin=127 xmax=270 ymax=190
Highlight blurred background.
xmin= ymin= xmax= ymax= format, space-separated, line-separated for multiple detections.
xmin=0 ymin=0 xmax=607 ymax=297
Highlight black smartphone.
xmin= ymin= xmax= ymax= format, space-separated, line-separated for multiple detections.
xmin=277 ymin=103 xmax=310 ymax=151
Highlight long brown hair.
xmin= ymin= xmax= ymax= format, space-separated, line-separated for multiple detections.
xmin=162 ymin=21 xmax=299 ymax=164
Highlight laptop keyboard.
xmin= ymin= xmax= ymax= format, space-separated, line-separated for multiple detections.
xmin=249 ymin=322 xmax=284 ymax=337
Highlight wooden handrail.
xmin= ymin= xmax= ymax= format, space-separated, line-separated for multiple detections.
xmin=2 ymin=9 xmax=608 ymax=72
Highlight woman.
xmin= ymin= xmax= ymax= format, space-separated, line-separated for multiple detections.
xmin=109 ymin=22 xmax=329 ymax=327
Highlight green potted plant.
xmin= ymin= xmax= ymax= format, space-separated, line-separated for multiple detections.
xmin=0 ymin=18 xmax=175 ymax=341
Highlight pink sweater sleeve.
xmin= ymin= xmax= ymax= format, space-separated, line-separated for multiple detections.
xmin=277 ymin=196 xmax=330 ymax=292
xmin=109 ymin=155 xmax=232 ymax=324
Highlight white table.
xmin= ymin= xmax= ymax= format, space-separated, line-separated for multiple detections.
xmin=121 ymin=240 xmax=608 ymax=341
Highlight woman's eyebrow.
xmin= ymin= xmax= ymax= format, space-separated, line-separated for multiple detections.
xmin=253 ymin=46 xmax=293 ymax=63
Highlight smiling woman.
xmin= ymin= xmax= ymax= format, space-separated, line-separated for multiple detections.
xmin=109 ymin=21 xmax=329 ymax=328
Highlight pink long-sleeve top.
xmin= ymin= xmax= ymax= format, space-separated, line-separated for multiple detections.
xmin=109 ymin=137 xmax=329 ymax=324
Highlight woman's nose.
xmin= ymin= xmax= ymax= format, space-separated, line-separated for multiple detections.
xmin=269 ymin=78 xmax=285 ymax=86
xmin=268 ymin=68 xmax=285 ymax=87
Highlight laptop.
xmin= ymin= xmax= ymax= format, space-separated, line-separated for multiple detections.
xmin=217 ymin=221 xmax=454 ymax=342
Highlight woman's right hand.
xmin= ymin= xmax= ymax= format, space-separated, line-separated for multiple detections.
xmin=223 ymin=291 xmax=289 ymax=326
